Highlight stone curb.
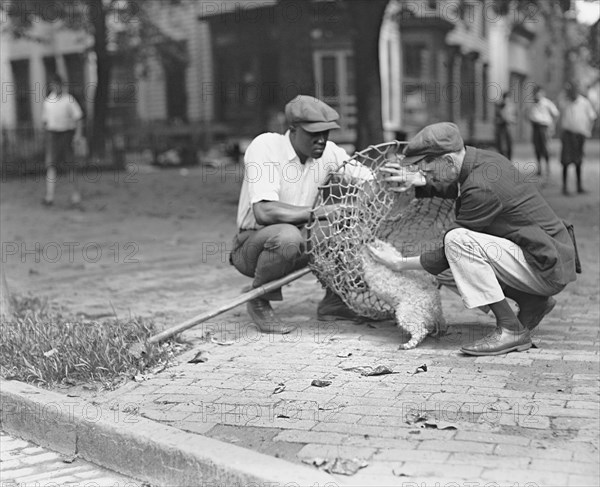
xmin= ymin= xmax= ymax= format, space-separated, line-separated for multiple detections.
xmin=0 ymin=380 xmax=342 ymax=487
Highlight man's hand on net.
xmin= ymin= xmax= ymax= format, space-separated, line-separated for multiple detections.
xmin=379 ymin=162 xmax=426 ymax=193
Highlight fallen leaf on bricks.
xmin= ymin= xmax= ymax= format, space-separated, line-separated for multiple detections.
xmin=405 ymin=411 xmax=429 ymax=425
xmin=304 ymin=457 xmax=367 ymax=475
xmin=272 ymin=382 xmax=286 ymax=394
xmin=343 ymin=365 xmax=397 ymax=376
xmin=303 ymin=457 xmax=328 ymax=468
xmin=423 ymin=419 xmax=458 ymax=430
xmin=414 ymin=364 xmax=428 ymax=374
xmin=311 ymin=379 xmax=332 ymax=387
xmin=366 ymin=365 xmax=396 ymax=376
xmin=61 ymin=454 xmax=78 ymax=464
xmin=188 ymin=351 xmax=208 ymax=364
xmin=326 ymin=458 xmax=369 ymax=475
xmin=318 ymin=404 xmax=341 ymax=412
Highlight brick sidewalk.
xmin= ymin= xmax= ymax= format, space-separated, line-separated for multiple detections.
xmin=2 ymin=141 xmax=599 ymax=486
xmin=94 ymin=142 xmax=600 ymax=486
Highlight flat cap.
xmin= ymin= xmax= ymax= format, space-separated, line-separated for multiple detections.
xmin=285 ymin=95 xmax=340 ymax=133
xmin=401 ymin=122 xmax=464 ymax=165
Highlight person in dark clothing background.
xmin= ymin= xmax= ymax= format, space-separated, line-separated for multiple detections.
xmin=494 ymin=92 xmax=516 ymax=160
xmin=367 ymin=122 xmax=578 ymax=356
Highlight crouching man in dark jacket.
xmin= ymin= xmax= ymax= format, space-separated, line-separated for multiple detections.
xmin=368 ymin=122 xmax=578 ymax=356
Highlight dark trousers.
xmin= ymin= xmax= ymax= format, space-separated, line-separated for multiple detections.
xmin=560 ymin=130 xmax=586 ymax=192
xmin=45 ymin=130 xmax=75 ymax=168
xmin=531 ymin=122 xmax=550 ymax=168
xmin=495 ymin=123 xmax=512 ymax=160
xmin=231 ymin=224 xmax=311 ymax=301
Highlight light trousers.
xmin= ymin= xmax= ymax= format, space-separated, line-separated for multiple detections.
xmin=438 ymin=228 xmax=560 ymax=309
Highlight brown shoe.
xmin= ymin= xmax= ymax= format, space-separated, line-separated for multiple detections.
xmin=519 ymin=297 xmax=556 ymax=331
xmin=460 ymin=326 xmax=532 ymax=356
xmin=247 ymin=298 xmax=296 ymax=334
xmin=317 ymin=289 xmax=360 ymax=321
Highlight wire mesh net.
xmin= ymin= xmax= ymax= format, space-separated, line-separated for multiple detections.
xmin=306 ymin=141 xmax=456 ymax=320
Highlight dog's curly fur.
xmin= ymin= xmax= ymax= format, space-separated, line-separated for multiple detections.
xmin=360 ymin=238 xmax=445 ymax=349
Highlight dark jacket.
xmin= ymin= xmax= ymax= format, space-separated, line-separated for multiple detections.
xmin=417 ymin=147 xmax=577 ymax=291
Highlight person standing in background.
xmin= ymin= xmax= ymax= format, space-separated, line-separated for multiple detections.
xmin=494 ymin=92 xmax=516 ymax=160
xmin=558 ymin=81 xmax=598 ymax=195
xmin=41 ymin=74 xmax=85 ymax=207
xmin=528 ymin=85 xmax=559 ymax=177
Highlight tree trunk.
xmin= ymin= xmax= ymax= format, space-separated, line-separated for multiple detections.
xmin=0 ymin=266 xmax=15 ymax=322
xmin=277 ymin=0 xmax=315 ymax=98
xmin=344 ymin=0 xmax=389 ymax=150
xmin=90 ymin=0 xmax=111 ymax=159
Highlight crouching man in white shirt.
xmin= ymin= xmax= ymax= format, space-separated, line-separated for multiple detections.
xmin=231 ymin=95 xmax=372 ymax=334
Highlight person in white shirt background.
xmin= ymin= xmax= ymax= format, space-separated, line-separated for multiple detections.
xmin=558 ymin=81 xmax=598 ymax=195
xmin=41 ymin=74 xmax=85 ymax=207
xmin=527 ymin=85 xmax=559 ymax=177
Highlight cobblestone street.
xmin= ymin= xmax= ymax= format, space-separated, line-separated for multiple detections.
xmin=1 ymin=141 xmax=599 ymax=486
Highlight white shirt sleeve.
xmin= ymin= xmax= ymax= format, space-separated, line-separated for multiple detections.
xmin=244 ymin=135 xmax=281 ymax=205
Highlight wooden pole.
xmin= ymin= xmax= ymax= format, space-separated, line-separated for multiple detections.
xmin=148 ymin=267 xmax=312 ymax=344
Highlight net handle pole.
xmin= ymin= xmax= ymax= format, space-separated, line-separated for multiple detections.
xmin=148 ymin=267 xmax=312 ymax=344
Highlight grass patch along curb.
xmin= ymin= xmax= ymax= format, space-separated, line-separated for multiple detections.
xmin=1 ymin=296 xmax=182 ymax=389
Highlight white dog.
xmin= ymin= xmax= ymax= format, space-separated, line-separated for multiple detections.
xmin=360 ymin=238 xmax=445 ymax=349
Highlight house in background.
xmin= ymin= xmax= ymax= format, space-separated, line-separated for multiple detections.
xmin=379 ymin=0 xmax=546 ymax=143
xmin=198 ymin=0 xmax=542 ymax=146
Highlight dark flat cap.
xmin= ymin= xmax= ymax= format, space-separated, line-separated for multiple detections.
xmin=285 ymin=95 xmax=340 ymax=133
xmin=401 ymin=122 xmax=464 ymax=165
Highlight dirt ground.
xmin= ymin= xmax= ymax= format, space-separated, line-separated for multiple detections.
xmin=1 ymin=139 xmax=599 ymax=334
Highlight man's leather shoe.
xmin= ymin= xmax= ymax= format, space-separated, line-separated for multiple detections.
xmin=247 ymin=298 xmax=296 ymax=334
xmin=460 ymin=326 xmax=532 ymax=356
xmin=317 ymin=289 xmax=360 ymax=321
xmin=519 ymin=296 xmax=556 ymax=331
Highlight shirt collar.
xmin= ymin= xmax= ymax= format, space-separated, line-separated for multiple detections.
xmin=284 ymin=131 xmax=299 ymax=162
